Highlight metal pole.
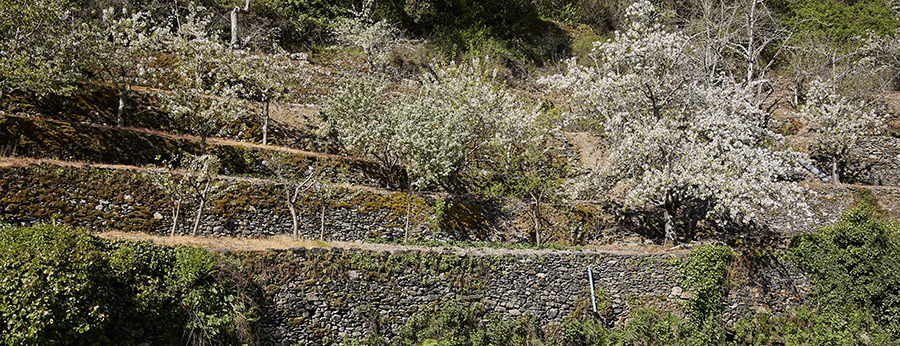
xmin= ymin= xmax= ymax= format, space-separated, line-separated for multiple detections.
xmin=588 ymin=265 xmax=597 ymax=313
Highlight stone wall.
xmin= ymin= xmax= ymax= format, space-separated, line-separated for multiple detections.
xmin=3 ymin=164 xmax=899 ymax=245
xmin=762 ymin=184 xmax=900 ymax=236
xmin=243 ymin=247 xmax=810 ymax=345
xmin=0 ymin=164 xmax=432 ymax=241
xmin=817 ymin=135 xmax=900 ymax=187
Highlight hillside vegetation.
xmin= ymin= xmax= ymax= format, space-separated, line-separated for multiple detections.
xmin=2 ymin=0 xmax=900 ymax=344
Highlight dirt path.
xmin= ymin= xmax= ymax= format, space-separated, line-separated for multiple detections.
xmin=0 ymin=112 xmax=360 ymax=161
xmin=93 ymin=230 xmax=685 ymax=257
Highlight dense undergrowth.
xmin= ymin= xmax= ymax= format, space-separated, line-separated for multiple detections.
xmin=0 ymin=222 xmax=258 ymax=345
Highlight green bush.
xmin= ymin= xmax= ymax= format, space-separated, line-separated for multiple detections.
xmin=771 ymin=0 xmax=899 ymax=43
xmin=790 ymin=205 xmax=900 ymax=332
xmin=0 ymin=223 xmax=257 ymax=345
xmin=0 ymin=223 xmax=112 ymax=345
xmin=392 ymin=300 xmax=545 ymax=346
xmin=606 ymin=308 xmax=725 ymax=346
xmin=734 ymin=306 xmax=895 ymax=345
xmin=680 ymin=245 xmax=734 ymax=319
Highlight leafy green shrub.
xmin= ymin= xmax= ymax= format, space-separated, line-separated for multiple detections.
xmin=553 ymin=315 xmax=608 ymax=346
xmin=171 ymin=245 xmax=256 ymax=345
xmin=0 ymin=223 xmax=257 ymax=345
xmin=606 ymin=308 xmax=725 ymax=346
xmin=0 ymin=223 xmax=112 ymax=345
xmin=393 ymin=300 xmax=544 ymax=346
xmin=680 ymin=245 xmax=734 ymax=319
xmin=790 ymin=204 xmax=900 ymax=332
xmin=771 ymin=0 xmax=899 ymax=43
xmin=733 ymin=306 xmax=896 ymax=346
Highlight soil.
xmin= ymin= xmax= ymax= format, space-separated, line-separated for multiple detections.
xmin=93 ymin=230 xmax=688 ymax=257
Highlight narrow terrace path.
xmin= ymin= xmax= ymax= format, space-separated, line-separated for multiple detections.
xmin=93 ymin=230 xmax=685 ymax=257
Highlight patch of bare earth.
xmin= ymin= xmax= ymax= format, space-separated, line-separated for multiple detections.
xmin=563 ymin=132 xmax=605 ymax=168
xmin=93 ymin=231 xmax=684 ymax=256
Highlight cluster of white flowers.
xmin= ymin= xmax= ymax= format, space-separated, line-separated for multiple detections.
xmin=153 ymin=5 xmax=257 ymax=145
xmin=323 ymin=58 xmax=544 ymax=190
xmin=331 ymin=0 xmax=399 ymax=70
xmin=540 ymin=0 xmax=808 ymax=242
xmin=82 ymin=8 xmax=171 ymax=126
xmin=799 ymin=78 xmax=886 ymax=182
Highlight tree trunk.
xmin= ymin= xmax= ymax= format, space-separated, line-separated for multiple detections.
xmin=287 ymin=200 xmax=298 ymax=238
xmin=117 ymin=90 xmax=126 ymax=127
xmin=192 ymin=198 xmax=206 ymax=236
xmin=170 ymin=201 xmax=181 ymax=236
xmin=262 ymin=101 xmax=269 ymax=146
xmin=405 ymin=186 xmax=412 ymax=242
xmin=663 ymin=207 xmax=676 ymax=245
xmin=320 ymin=202 xmax=326 ymax=240
xmin=231 ymin=7 xmax=239 ymax=48
xmin=832 ymin=160 xmax=841 ymax=185
xmin=745 ymin=0 xmax=757 ymax=86
xmin=531 ymin=192 xmax=541 ymax=247
xmin=662 ymin=193 xmax=681 ymax=245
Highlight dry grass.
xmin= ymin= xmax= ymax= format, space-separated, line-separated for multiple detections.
xmin=93 ymin=230 xmax=685 ymax=256
xmin=95 ymin=230 xmax=335 ymax=251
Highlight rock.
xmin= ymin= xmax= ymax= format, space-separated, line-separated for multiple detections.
xmin=671 ymin=286 xmax=683 ymax=297
xmin=153 ymin=212 xmax=164 ymax=220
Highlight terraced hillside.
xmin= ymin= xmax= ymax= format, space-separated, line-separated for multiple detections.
xmin=2 ymin=0 xmax=900 ymax=344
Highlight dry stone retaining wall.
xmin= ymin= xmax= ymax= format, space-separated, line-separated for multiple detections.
xmin=246 ymin=247 xmax=809 ymax=345
xmin=3 ymin=165 xmax=900 ymax=243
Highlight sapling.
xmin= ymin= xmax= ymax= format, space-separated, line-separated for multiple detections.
xmin=144 ymin=157 xmax=189 ymax=236
xmin=266 ymin=152 xmax=322 ymax=238
xmin=180 ymin=154 xmax=232 ymax=236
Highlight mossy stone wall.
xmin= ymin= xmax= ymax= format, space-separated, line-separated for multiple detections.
xmin=238 ymin=247 xmax=809 ymax=345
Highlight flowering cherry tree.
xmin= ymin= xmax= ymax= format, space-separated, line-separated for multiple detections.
xmin=320 ymin=80 xmax=404 ymax=187
xmin=226 ymin=46 xmax=308 ymax=145
xmin=331 ymin=0 xmax=398 ymax=70
xmin=0 ymin=0 xmax=82 ymax=101
xmin=541 ymin=0 xmax=807 ymax=244
xmin=85 ymin=8 xmax=164 ymax=127
xmin=145 ymin=154 xmax=231 ymax=236
xmin=180 ymin=154 xmax=231 ymax=236
xmin=144 ymin=158 xmax=190 ymax=236
xmin=321 ymin=59 xmax=532 ymax=192
xmin=156 ymin=5 xmax=251 ymax=149
xmin=799 ymin=78 xmax=886 ymax=184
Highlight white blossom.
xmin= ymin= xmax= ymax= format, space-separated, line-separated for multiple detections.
xmin=331 ymin=0 xmax=398 ymax=70
xmin=799 ymin=78 xmax=887 ymax=183
xmin=540 ymin=0 xmax=808 ymax=243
